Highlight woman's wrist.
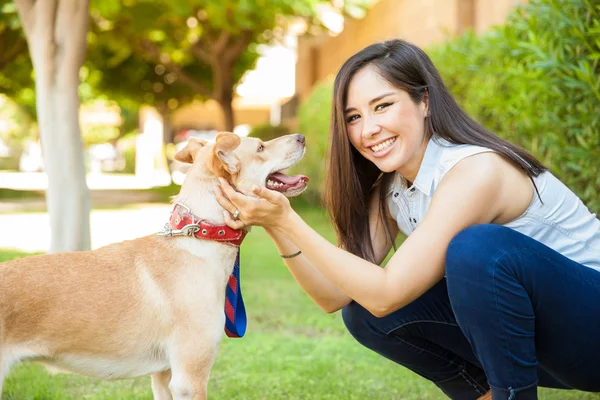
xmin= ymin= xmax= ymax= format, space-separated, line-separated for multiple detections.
xmin=269 ymin=208 xmax=299 ymax=236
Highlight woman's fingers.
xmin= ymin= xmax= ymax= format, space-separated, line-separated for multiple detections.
xmin=251 ymin=185 xmax=281 ymax=204
xmin=214 ymin=185 xmax=237 ymax=214
xmin=222 ymin=210 xmax=245 ymax=230
xmin=218 ymin=178 xmax=247 ymax=206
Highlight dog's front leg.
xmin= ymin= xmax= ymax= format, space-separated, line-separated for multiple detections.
xmin=168 ymin=333 xmax=221 ymax=400
xmin=151 ymin=369 xmax=173 ymax=400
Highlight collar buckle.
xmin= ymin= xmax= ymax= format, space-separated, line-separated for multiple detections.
xmin=158 ymin=222 xmax=200 ymax=237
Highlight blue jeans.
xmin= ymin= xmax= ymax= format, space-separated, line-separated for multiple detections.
xmin=342 ymin=224 xmax=600 ymax=400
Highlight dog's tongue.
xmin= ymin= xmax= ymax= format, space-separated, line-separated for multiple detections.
xmin=271 ymin=172 xmax=309 ymax=185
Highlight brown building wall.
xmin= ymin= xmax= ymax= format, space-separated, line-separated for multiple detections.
xmin=475 ymin=0 xmax=524 ymax=34
xmin=296 ymin=0 xmax=525 ymax=103
xmin=170 ymin=100 xmax=271 ymax=132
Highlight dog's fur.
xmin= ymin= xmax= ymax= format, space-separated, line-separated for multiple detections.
xmin=0 ymin=132 xmax=306 ymax=400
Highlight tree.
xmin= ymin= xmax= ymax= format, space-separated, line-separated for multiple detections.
xmin=92 ymin=0 xmax=368 ymax=131
xmin=14 ymin=0 xmax=92 ymax=253
xmin=0 ymin=1 xmax=35 ymax=119
xmin=84 ymin=24 xmax=208 ymax=144
xmin=0 ymin=1 xmax=27 ymax=70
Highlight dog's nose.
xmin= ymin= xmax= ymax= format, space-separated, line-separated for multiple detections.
xmin=295 ymin=134 xmax=305 ymax=144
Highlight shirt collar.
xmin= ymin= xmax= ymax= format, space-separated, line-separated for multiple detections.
xmin=388 ymin=136 xmax=448 ymax=197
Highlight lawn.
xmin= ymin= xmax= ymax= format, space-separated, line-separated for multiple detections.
xmin=1 ymin=205 xmax=599 ymax=399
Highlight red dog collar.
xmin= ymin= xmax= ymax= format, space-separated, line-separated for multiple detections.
xmin=158 ymin=202 xmax=247 ymax=247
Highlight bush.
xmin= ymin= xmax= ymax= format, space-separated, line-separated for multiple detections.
xmin=249 ymin=123 xmax=290 ymax=141
xmin=296 ymin=77 xmax=334 ymax=205
xmin=429 ymin=0 xmax=600 ymax=212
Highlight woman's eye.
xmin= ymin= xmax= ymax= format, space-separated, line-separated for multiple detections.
xmin=375 ymin=102 xmax=392 ymax=112
xmin=346 ymin=114 xmax=359 ymax=124
xmin=257 ymin=144 xmax=265 ymax=152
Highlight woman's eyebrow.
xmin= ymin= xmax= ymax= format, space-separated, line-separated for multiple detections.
xmin=345 ymin=92 xmax=395 ymax=113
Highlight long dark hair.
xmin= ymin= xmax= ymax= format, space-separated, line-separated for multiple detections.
xmin=323 ymin=39 xmax=546 ymax=263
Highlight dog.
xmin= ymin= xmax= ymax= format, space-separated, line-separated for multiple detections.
xmin=0 ymin=132 xmax=308 ymax=400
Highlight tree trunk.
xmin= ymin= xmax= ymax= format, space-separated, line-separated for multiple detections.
xmin=212 ymin=58 xmax=236 ymax=132
xmin=159 ymin=104 xmax=173 ymax=145
xmin=218 ymin=96 xmax=235 ymax=132
xmin=16 ymin=0 xmax=91 ymax=253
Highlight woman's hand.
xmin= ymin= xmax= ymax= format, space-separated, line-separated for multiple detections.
xmin=215 ymin=178 xmax=293 ymax=230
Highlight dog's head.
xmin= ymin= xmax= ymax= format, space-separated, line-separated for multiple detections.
xmin=174 ymin=132 xmax=308 ymax=197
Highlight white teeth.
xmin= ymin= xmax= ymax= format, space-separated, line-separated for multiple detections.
xmin=371 ymin=138 xmax=396 ymax=152
xmin=267 ymin=180 xmax=284 ymax=188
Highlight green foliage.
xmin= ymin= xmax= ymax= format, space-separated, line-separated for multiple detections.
xmin=297 ymin=77 xmax=334 ymax=205
xmin=249 ymin=123 xmax=290 ymax=141
xmin=0 ymin=0 xmax=35 ymax=122
xmin=428 ymin=0 xmax=600 ymax=212
xmin=85 ymin=0 xmax=328 ymax=129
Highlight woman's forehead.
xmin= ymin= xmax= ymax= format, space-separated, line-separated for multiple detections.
xmin=346 ymin=67 xmax=401 ymax=105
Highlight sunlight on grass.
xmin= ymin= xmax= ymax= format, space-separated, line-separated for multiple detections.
xmin=1 ymin=206 xmax=599 ymax=399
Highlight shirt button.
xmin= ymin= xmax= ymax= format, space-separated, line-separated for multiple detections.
xmin=393 ymin=192 xmax=399 ymax=198
xmin=412 ymin=218 xmax=417 ymax=223
xmin=410 ymin=187 xmax=416 ymax=193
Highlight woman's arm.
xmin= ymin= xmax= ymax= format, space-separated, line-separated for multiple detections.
xmin=218 ymin=153 xmax=528 ymax=317
xmin=264 ymin=154 xmax=506 ymax=317
xmin=262 ymin=228 xmax=351 ymax=313
xmin=215 ymin=183 xmax=398 ymax=313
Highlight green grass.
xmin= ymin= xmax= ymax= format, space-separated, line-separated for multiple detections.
xmin=1 ymin=206 xmax=599 ymax=399
xmin=0 ymin=188 xmax=45 ymax=200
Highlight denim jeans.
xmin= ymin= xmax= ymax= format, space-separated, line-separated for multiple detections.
xmin=342 ymin=224 xmax=600 ymax=400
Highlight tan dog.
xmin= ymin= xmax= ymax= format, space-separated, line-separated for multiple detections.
xmin=0 ymin=132 xmax=307 ymax=400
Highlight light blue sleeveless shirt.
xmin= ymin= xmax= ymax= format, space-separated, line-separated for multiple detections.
xmin=386 ymin=136 xmax=600 ymax=272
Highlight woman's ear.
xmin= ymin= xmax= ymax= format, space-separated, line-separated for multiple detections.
xmin=423 ymin=89 xmax=429 ymax=117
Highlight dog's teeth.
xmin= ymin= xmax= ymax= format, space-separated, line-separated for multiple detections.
xmin=267 ymin=180 xmax=274 ymax=186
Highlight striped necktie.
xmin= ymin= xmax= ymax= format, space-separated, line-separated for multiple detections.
xmin=224 ymin=248 xmax=246 ymax=338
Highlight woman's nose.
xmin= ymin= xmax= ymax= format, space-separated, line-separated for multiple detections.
xmin=361 ymin=118 xmax=381 ymax=139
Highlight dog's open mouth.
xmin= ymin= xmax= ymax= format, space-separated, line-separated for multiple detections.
xmin=266 ymin=171 xmax=309 ymax=196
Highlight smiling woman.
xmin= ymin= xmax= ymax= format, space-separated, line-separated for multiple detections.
xmin=215 ymin=39 xmax=600 ymax=400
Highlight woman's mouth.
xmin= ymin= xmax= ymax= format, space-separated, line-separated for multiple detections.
xmin=369 ymin=137 xmax=397 ymax=157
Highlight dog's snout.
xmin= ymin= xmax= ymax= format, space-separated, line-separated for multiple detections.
xmin=294 ymin=134 xmax=305 ymax=144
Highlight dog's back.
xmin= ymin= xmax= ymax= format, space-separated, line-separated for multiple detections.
xmin=0 ymin=235 xmax=234 ymax=381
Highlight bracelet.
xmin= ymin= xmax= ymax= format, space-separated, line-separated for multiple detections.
xmin=280 ymin=250 xmax=302 ymax=259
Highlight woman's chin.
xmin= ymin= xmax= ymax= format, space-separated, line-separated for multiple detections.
xmin=373 ymin=157 xmax=403 ymax=173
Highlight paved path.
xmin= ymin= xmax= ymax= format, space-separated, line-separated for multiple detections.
xmin=0 ymin=171 xmax=171 ymax=190
xmin=0 ymin=204 xmax=172 ymax=253
xmin=0 ymin=171 xmax=179 ymax=253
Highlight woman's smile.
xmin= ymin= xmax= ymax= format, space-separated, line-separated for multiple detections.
xmin=369 ymin=137 xmax=397 ymax=157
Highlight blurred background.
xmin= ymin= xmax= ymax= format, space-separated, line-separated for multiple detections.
xmin=1 ymin=0 xmax=599 ymax=253
xmin=0 ymin=0 xmax=599 ymax=398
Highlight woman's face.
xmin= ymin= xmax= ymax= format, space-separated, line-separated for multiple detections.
xmin=344 ymin=65 xmax=428 ymax=180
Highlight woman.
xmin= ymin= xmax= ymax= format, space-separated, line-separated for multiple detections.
xmin=215 ymin=39 xmax=600 ymax=400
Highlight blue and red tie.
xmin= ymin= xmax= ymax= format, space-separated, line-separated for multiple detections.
xmin=224 ymin=249 xmax=246 ymax=338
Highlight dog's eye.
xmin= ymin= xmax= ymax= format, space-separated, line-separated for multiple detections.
xmin=257 ymin=144 xmax=265 ymax=152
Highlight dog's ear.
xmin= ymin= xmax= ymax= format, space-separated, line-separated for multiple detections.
xmin=174 ymin=138 xmax=207 ymax=164
xmin=208 ymin=132 xmax=241 ymax=177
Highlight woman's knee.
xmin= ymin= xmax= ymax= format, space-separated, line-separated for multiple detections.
xmin=342 ymin=301 xmax=411 ymax=346
xmin=445 ymin=224 xmax=518 ymax=280
xmin=342 ymin=301 xmax=379 ymax=344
